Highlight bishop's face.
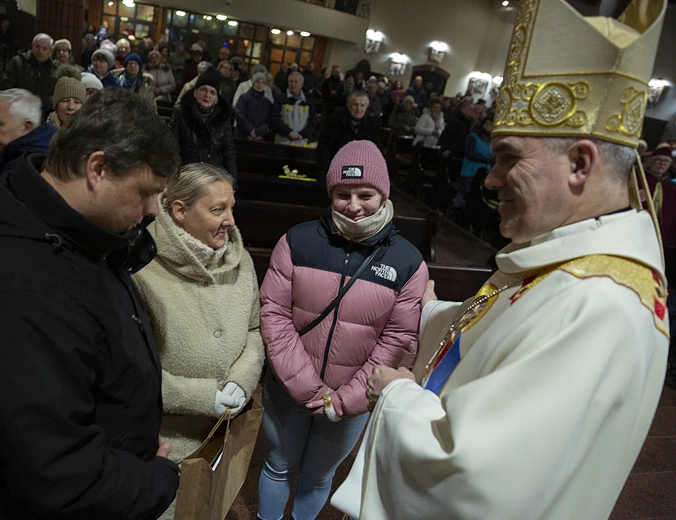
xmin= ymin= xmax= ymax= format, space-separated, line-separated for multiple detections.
xmin=485 ymin=136 xmax=572 ymax=244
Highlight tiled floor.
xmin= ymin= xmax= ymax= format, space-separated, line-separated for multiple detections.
xmin=225 ymin=385 xmax=676 ymax=519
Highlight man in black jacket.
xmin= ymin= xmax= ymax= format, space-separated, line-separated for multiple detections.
xmin=0 ymin=89 xmax=181 ymax=520
xmin=317 ymin=90 xmax=380 ymax=179
xmin=1 ymin=33 xmax=58 ymax=114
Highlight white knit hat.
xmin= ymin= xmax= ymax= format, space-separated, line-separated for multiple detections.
xmin=80 ymin=72 xmax=103 ymax=91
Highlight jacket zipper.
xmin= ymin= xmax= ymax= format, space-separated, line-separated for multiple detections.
xmin=320 ymin=246 xmax=351 ymax=380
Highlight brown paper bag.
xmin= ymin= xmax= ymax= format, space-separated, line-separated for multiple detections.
xmin=174 ymin=400 xmax=263 ymax=520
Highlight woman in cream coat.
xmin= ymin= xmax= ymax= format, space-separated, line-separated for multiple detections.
xmin=133 ymin=163 xmax=265 ymax=518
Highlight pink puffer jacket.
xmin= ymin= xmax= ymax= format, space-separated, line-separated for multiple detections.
xmin=260 ymin=218 xmax=428 ymax=417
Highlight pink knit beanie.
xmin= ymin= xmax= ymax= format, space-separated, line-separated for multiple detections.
xmin=326 ymin=140 xmax=390 ymax=199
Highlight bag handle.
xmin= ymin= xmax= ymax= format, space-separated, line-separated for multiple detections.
xmin=299 ymin=245 xmax=381 ymax=337
xmin=205 ymin=408 xmax=232 ymax=444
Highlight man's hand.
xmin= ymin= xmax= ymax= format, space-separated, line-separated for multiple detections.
xmin=421 ymin=279 xmax=438 ymax=309
xmin=153 ymin=86 xmax=162 ymax=96
xmin=289 ymin=131 xmax=302 ymax=140
xmin=156 ymin=436 xmax=172 ymax=458
xmin=250 ymin=129 xmax=257 ymax=139
xmin=442 ymin=150 xmax=451 ymax=158
xmin=366 ymin=366 xmax=415 ymax=411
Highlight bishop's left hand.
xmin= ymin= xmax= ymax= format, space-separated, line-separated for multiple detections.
xmin=366 ymin=366 xmax=415 ymax=411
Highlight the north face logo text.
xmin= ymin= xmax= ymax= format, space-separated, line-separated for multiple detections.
xmin=341 ymin=165 xmax=364 ymax=179
xmin=371 ymin=263 xmax=397 ymax=282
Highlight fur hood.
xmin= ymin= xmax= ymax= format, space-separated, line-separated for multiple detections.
xmin=180 ymin=88 xmax=232 ymax=126
xmin=112 ymin=68 xmax=155 ymax=88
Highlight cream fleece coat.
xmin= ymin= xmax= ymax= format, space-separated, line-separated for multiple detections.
xmin=133 ymin=204 xmax=265 ymax=466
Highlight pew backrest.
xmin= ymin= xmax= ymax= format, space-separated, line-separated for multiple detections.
xmin=247 ymin=246 xmax=492 ymax=301
xmin=236 ymin=199 xmax=440 ymax=262
xmin=235 ymin=139 xmax=318 ymax=180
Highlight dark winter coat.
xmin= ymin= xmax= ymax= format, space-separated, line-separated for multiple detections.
xmin=1 ymin=50 xmax=58 ymax=112
xmin=321 ymin=75 xmax=345 ymax=108
xmin=388 ymin=103 xmax=417 ymax=135
xmin=219 ymin=76 xmax=237 ymax=107
xmin=317 ymin=108 xmax=380 ymax=175
xmin=302 ymin=69 xmax=319 ymax=94
xmin=404 ymin=84 xmax=428 ymax=114
xmin=234 ymin=88 xmax=272 ymax=139
xmin=0 ymin=123 xmax=56 ymax=174
xmin=170 ymin=90 xmax=238 ymax=187
xmin=0 ymin=154 xmax=179 ymax=520
xmin=439 ymin=110 xmax=474 ymax=158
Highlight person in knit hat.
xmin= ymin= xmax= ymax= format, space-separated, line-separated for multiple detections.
xmin=145 ymin=49 xmax=175 ymax=102
xmin=53 ymin=39 xmax=81 ymax=72
xmin=80 ymin=72 xmax=103 ymax=97
xmin=90 ymin=48 xmax=120 ymax=89
xmin=234 ymin=71 xmax=272 ymax=140
xmin=47 ymin=75 xmax=86 ymax=128
xmin=113 ymin=53 xmax=155 ymax=104
xmin=232 ymin=63 xmax=274 ymax=108
xmin=170 ymin=66 xmax=238 ymax=187
xmin=256 ymin=139 xmax=428 ymax=520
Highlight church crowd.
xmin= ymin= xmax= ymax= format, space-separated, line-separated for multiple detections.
xmin=0 ymin=0 xmax=675 ymax=518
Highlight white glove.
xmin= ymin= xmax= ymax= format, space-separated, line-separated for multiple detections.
xmin=213 ymin=382 xmax=246 ymax=417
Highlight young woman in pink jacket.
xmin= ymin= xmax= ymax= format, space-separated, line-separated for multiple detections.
xmin=258 ymin=140 xmax=429 ymax=520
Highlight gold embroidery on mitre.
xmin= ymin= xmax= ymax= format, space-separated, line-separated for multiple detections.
xmin=492 ymin=0 xmax=667 ymax=148
xmin=560 ymin=255 xmax=669 ymax=338
xmin=495 ymin=81 xmax=590 ymax=129
xmin=605 ymin=86 xmax=648 ymax=137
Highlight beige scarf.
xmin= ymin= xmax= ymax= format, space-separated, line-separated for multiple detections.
xmin=331 ymin=199 xmax=394 ymax=242
xmin=168 ymin=216 xmax=229 ymax=268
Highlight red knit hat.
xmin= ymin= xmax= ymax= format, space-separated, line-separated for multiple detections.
xmin=326 ymin=140 xmax=390 ymax=199
xmin=651 ymin=146 xmax=673 ymax=159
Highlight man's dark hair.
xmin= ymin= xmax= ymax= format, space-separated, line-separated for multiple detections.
xmin=44 ymin=89 xmax=180 ymax=181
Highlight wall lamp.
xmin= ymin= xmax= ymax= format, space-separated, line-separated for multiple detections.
xmin=429 ymin=41 xmax=449 ymax=64
xmin=365 ymin=29 xmax=384 ymax=54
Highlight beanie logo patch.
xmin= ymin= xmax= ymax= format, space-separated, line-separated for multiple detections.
xmin=341 ymin=165 xmax=364 ymax=179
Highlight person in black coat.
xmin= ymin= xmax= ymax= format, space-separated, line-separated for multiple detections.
xmin=317 ymin=90 xmax=380 ymax=178
xmin=428 ymin=97 xmax=476 ymax=212
xmin=0 ymin=89 xmax=181 ymax=520
xmin=170 ymin=71 xmax=238 ymax=188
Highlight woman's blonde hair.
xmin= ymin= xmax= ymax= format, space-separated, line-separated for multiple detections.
xmin=163 ymin=163 xmax=234 ymax=213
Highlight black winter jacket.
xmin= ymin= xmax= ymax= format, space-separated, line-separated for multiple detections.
xmin=0 ymin=50 xmax=58 ymax=115
xmin=317 ymin=108 xmax=380 ymax=176
xmin=0 ymin=123 xmax=56 ymax=174
xmin=170 ymin=90 xmax=238 ymax=188
xmin=0 ymin=155 xmax=179 ymax=520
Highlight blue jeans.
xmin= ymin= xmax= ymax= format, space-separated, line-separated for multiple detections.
xmin=257 ymin=371 xmax=369 ymax=520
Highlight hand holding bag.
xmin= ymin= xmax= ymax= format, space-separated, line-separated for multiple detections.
xmin=174 ymin=400 xmax=264 ymax=520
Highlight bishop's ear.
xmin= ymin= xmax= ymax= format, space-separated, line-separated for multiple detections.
xmin=567 ymin=139 xmax=597 ymax=187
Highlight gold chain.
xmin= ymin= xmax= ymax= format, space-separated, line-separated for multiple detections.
xmin=423 ymin=278 xmax=524 ymax=376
